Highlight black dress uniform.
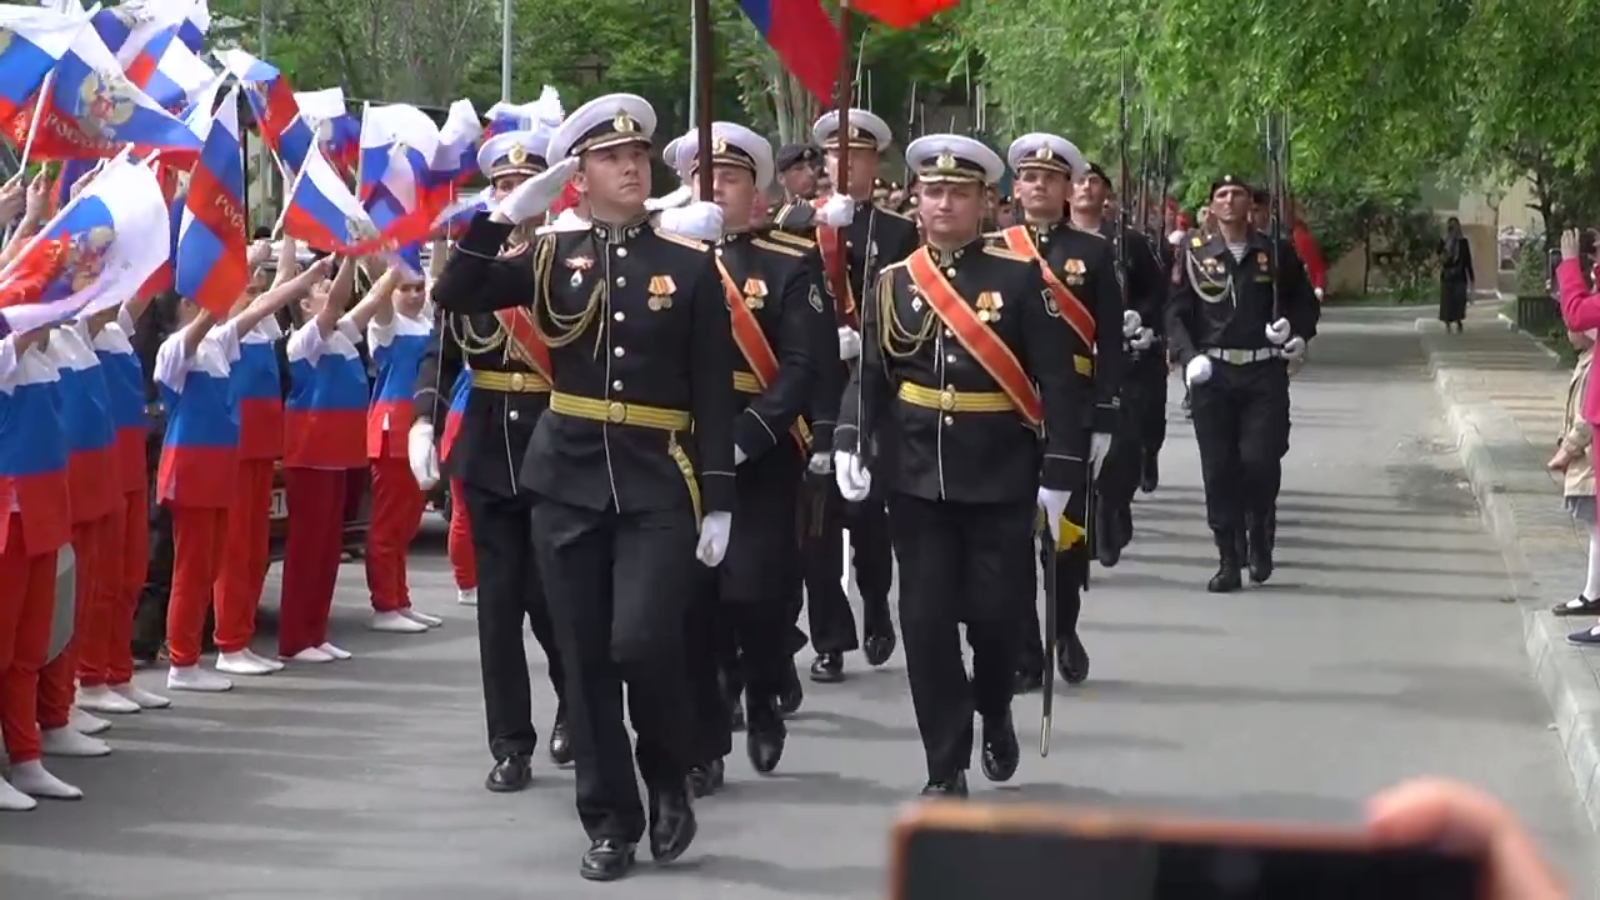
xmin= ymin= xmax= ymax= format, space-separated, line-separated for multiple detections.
xmin=776 ymin=182 xmax=919 ymax=682
xmin=435 ymin=95 xmax=736 ymax=881
xmin=418 ymin=135 xmax=570 ymax=793
xmin=840 ymin=137 xmax=1087 ymax=797
xmin=1166 ymin=176 xmax=1320 ymax=592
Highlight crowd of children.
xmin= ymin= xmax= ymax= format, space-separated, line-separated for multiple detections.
xmin=0 ymin=221 xmax=480 ymax=810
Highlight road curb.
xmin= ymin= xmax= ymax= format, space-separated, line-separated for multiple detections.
xmin=1424 ymin=336 xmax=1600 ymax=833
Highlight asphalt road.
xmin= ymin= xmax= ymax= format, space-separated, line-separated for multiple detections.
xmin=1 ymin=307 xmax=1594 ymax=899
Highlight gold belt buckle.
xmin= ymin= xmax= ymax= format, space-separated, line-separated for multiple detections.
xmin=509 ymin=372 xmax=526 ymax=392
xmin=606 ymin=401 xmax=627 ymax=424
xmin=939 ymin=389 xmax=956 ymax=411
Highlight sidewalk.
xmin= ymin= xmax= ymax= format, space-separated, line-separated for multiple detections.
xmin=1419 ymin=303 xmax=1600 ymax=831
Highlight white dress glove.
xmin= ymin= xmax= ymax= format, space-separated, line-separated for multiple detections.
xmin=407 ymin=421 xmax=439 ymax=490
xmin=834 ymin=451 xmax=871 ymax=502
xmin=1130 ymin=327 xmax=1155 ymax=350
xmin=1265 ymin=317 xmax=1292 ymax=345
xmin=1313 ymin=287 xmax=1325 ymax=302
xmin=838 ymin=326 xmax=862 ymax=361
xmin=644 ymin=184 xmax=694 ymax=212
xmin=1089 ymin=432 xmax=1112 ymax=478
xmin=1167 ymin=229 xmax=1186 ymax=246
xmin=696 ymin=511 xmax=732 ymax=567
xmin=656 ymin=200 xmax=724 ymax=242
xmin=491 ymin=157 xmax=579 ymax=225
xmin=1184 ymin=355 xmax=1213 ymax=387
xmin=807 ymin=452 xmax=833 ymax=474
xmin=819 ymin=194 xmax=856 ymax=228
xmin=734 ymin=444 xmax=748 ymax=466
xmin=1037 ymin=487 xmax=1071 ymax=543
xmin=1281 ymin=335 xmax=1307 ymax=360
xmin=1122 ymin=309 xmax=1142 ymax=337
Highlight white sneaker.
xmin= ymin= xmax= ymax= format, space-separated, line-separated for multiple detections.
xmin=283 ymin=646 xmax=335 ymax=664
xmin=111 ymin=683 xmax=172 ymax=710
xmin=41 ymin=727 xmax=111 ymax=758
xmin=400 ymin=608 xmax=443 ymax=628
xmin=166 ymin=665 xmax=233 ymax=693
xmin=370 ymin=611 xmax=429 ymax=634
xmin=244 ymin=650 xmax=285 ymax=672
xmin=215 ymin=651 xmax=277 ymax=677
xmin=69 ymin=707 xmax=112 ymax=735
xmin=318 ymin=642 xmax=353 ymax=661
xmin=457 ymin=588 xmax=478 ymax=606
xmin=75 ymin=684 xmax=141 ymax=715
xmin=0 ymin=776 xmax=37 ymax=811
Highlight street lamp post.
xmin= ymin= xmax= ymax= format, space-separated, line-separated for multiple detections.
xmin=500 ymin=0 xmax=513 ymax=103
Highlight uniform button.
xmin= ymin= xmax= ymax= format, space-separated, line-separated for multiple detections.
xmin=944 ymin=268 xmax=957 ymax=277
xmin=946 ymin=354 xmax=957 ymax=363
xmin=616 ymin=276 xmax=627 ymax=287
xmin=508 ymin=410 xmax=520 ymax=422
xmin=715 ymin=247 xmax=723 ymax=257
xmin=616 ymin=246 xmax=628 ymax=258
xmin=943 ymin=415 xmax=954 ymax=426
xmin=613 ymin=311 xmax=625 ymax=322
xmin=612 ymin=379 xmax=623 ymax=391
xmin=943 ymin=328 xmax=954 ymax=338
xmin=614 ymin=346 xmax=625 ymax=358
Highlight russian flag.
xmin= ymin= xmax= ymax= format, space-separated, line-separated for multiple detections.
xmin=429 ymin=98 xmax=482 ymax=189
xmin=481 ymin=85 xmax=562 ymax=142
xmin=850 ymin=0 xmax=961 ymax=27
xmin=735 ymin=0 xmax=841 ymax=103
xmin=0 ymin=4 xmax=88 ymax=121
xmin=89 ymin=5 xmax=136 ymax=56
xmin=283 ymin=143 xmax=384 ymax=256
xmin=295 ymin=87 xmax=360 ymax=177
xmin=175 ymin=0 xmax=207 ymax=53
xmin=220 ymin=47 xmax=301 ymax=166
xmin=133 ymin=150 xmax=185 ymax=302
xmin=433 ymin=187 xmax=489 ymax=240
xmin=177 ymin=69 xmax=225 ymax=139
xmin=0 ymin=156 xmax=171 ymax=336
xmin=176 ymin=84 xmax=247 ymax=317
xmin=124 ymin=25 xmax=214 ymax=110
xmin=358 ymin=102 xmax=453 ymax=249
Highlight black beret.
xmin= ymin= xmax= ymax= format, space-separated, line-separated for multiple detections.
xmin=1251 ymin=187 xmax=1271 ymax=204
xmin=776 ymin=143 xmax=821 ymax=171
xmin=1084 ymin=162 xmax=1111 ymax=185
xmin=1210 ymin=174 xmax=1251 ymax=197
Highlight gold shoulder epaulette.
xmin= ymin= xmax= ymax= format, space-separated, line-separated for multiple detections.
xmin=875 ymin=204 xmax=913 ymax=221
xmin=882 ymin=258 xmax=912 ymax=272
xmin=764 ymin=230 xmax=815 ymax=248
xmin=982 ymin=230 xmax=1007 ymax=243
xmin=982 ymin=245 xmax=1029 ymax=262
xmin=1190 ymin=235 xmax=1203 ymax=248
xmin=752 ymin=237 xmax=806 ymax=258
xmin=652 ymin=228 xmax=711 ymax=252
xmin=774 ymin=201 xmax=795 ymax=223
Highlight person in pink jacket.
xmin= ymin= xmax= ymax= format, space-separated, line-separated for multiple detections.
xmin=1556 ymin=229 xmax=1600 ymax=425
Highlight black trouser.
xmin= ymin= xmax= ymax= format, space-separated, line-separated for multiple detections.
xmin=1136 ymin=351 xmax=1169 ymax=458
xmin=131 ymin=496 xmax=174 ymax=658
xmin=804 ymin=485 xmax=893 ymax=654
xmin=462 ymin=483 xmax=566 ymax=762
xmin=1019 ymin=491 xmax=1088 ymax=676
xmin=530 ymin=497 xmax=699 ymax=844
xmin=889 ymin=493 xmax=1033 ymax=782
xmin=1189 ymin=358 xmax=1291 ymax=537
xmin=685 ymin=575 xmax=735 ymax=763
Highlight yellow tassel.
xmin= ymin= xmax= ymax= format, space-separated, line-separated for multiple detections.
xmin=1035 ymin=509 xmax=1088 ymax=550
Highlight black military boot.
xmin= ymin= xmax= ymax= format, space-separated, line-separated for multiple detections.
xmin=1246 ymin=513 xmax=1275 ymax=584
xmin=920 ymin=770 xmax=969 ymax=799
xmin=1140 ymin=451 xmax=1160 ymax=493
xmin=647 ymin=780 xmax=698 ymax=863
xmin=776 ymin=658 xmax=804 ymax=716
xmin=579 ymin=839 xmax=637 ymax=881
xmin=548 ymin=709 xmax=572 ymax=766
xmin=809 ymin=651 xmax=844 ymax=683
xmin=1095 ymin=503 xmax=1122 ymax=567
xmin=1207 ymin=530 xmax=1243 ymax=593
xmin=980 ymin=709 xmax=1020 ymax=783
xmin=1057 ymin=631 xmax=1090 ymax=685
xmin=745 ymin=693 xmax=787 ymax=775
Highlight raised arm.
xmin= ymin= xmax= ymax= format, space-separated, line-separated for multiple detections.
xmin=433 ymin=215 xmax=539 ymax=316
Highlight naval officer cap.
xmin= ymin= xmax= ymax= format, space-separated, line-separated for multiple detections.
xmin=811 ymin=108 xmax=893 ymax=153
xmin=905 ymin=134 xmax=1005 ymax=186
xmin=662 ymin=132 xmax=690 ymax=168
xmin=1007 ymin=133 xmax=1088 ymax=179
xmin=1209 ymin=174 xmax=1252 ymax=198
xmin=548 ymin=93 xmax=657 ymax=162
xmin=775 ymin=142 xmax=820 ymax=172
xmin=673 ymin=123 xmax=776 ymax=192
xmin=477 ymin=130 xmax=551 ymax=180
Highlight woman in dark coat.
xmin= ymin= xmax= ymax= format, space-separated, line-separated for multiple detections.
xmin=1439 ymin=217 xmax=1475 ymax=332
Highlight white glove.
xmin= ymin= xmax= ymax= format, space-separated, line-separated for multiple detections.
xmin=734 ymin=444 xmax=748 ymax=466
xmin=1122 ymin=309 xmax=1142 ymax=337
xmin=490 ymin=157 xmax=579 ymax=225
xmin=1265 ymin=317 xmax=1292 ymax=345
xmin=1167 ymin=229 xmax=1186 ymax=246
xmin=1313 ymin=287 xmax=1325 ymax=302
xmin=819 ymin=194 xmax=856 ymax=228
xmin=407 ymin=421 xmax=439 ymax=490
xmin=838 ymin=326 xmax=862 ymax=361
xmin=644 ymin=184 xmax=694 ymax=212
xmin=834 ymin=451 xmax=871 ymax=502
xmin=807 ymin=452 xmax=833 ymax=474
xmin=1089 ymin=432 xmax=1112 ymax=478
xmin=1281 ymin=335 xmax=1307 ymax=360
xmin=1130 ymin=327 xmax=1155 ymax=350
xmin=1037 ymin=487 xmax=1071 ymax=543
xmin=1184 ymin=355 xmax=1213 ymax=387
xmin=656 ymin=200 xmax=723 ymax=242
xmin=695 ymin=511 xmax=732 ymax=567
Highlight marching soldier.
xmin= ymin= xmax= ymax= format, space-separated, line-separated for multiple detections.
xmin=410 ymin=127 xmax=570 ymax=794
xmin=994 ymin=134 xmax=1126 ymax=691
xmin=834 ymin=134 xmax=1086 ymax=798
xmin=433 ymin=93 xmax=735 ymax=882
xmin=777 ymin=107 xmax=919 ymax=684
xmin=1167 ymin=175 xmax=1319 ymax=592
xmin=773 ymin=143 xmax=822 ymax=228
xmin=671 ymin=123 xmax=832 ymax=791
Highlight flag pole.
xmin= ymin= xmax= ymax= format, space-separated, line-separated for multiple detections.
xmin=691 ymin=0 xmax=713 ymax=201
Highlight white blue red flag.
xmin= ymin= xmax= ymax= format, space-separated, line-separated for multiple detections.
xmin=175 ymin=84 xmax=247 ymax=316
xmin=123 ymin=21 xmax=213 ymax=110
xmin=283 ymin=143 xmax=383 ymax=256
xmin=221 ymin=47 xmax=300 ymax=169
xmin=0 ymin=4 xmax=89 ymax=122
xmin=291 ymin=86 xmax=359 ymax=177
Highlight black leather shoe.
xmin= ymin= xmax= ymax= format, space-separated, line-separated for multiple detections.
xmin=1058 ymin=633 xmax=1090 ymax=686
xmin=777 ymin=660 xmax=804 ymax=716
xmin=548 ymin=715 xmax=572 ymax=766
xmin=687 ymin=763 xmax=715 ymax=798
xmin=863 ymin=627 xmax=897 ymax=667
xmin=728 ymin=697 xmax=746 ymax=732
xmin=746 ymin=698 xmax=787 ymax=774
xmin=1013 ymin=668 xmax=1044 ymax=695
xmin=485 ymin=754 xmax=532 ymax=793
xmin=580 ymin=838 xmax=636 ymax=881
xmin=920 ymin=771 xmax=968 ymax=798
xmin=980 ymin=711 xmax=1020 ymax=783
xmin=809 ymin=651 xmax=844 ymax=683
xmin=1140 ymin=453 xmax=1160 ymax=493
xmin=647 ymin=783 xmax=698 ymax=863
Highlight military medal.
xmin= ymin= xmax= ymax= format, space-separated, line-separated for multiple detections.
xmin=648 ymin=275 xmax=676 ymax=311
xmin=565 ymin=255 xmax=593 ymax=288
xmin=976 ymin=291 xmax=1003 ymax=323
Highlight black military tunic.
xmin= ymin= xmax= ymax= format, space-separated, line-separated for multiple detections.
xmin=1166 ymin=228 xmax=1319 ymax=588
xmin=436 ymin=210 xmax=736 ymax=847
xmin=419 ymin=235 xmax=569 ymax=770
xmin=839 ymin=239 xmax=1085 ymax=787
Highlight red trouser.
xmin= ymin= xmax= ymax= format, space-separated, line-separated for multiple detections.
xmin=70 ymin=507 xmax=124 ymax=687
xmin=0 ymin=516 xmax=59 ymax=764
xmin=213 ymin=458 xmax=275 ymax=654
xmin=165 ymin=504 xmax=229 ymax=668
xmin=105 ymin=480 xmax=148 ymax=686
xmin=278 ymin=467 xmax=347 ymax=657
xmin=364 ymin=457 xmax=426 ymax=612
xmin=448 ymin=478 xmax=477 ymax=590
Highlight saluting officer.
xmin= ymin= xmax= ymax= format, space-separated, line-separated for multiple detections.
xmin=433 ymin=94 xmax=737 ymax=882
xmin=411 ymin=126 xmax=569 ymax=795
xmin=1167 ymin=175 xmax=1319 ymax=592
xmin=672 ymin=123 xmax=832 ymax=787
xmin=994 ymin=134 xmax=1125 ymax=691
xmin=836 ymin=135 xmax=1086 ymax=798
xmin=777 ymin=107 xmax=919 ymax=684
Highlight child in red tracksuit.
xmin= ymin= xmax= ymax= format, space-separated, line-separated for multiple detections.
xmin=442 ymin=370 xmax=477 ymax=605
xmin=364 ymin=266 xmax=441 ymax=633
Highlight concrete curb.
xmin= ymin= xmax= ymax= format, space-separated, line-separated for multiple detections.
xmin=1423 ymin=334 xmax=1600 ymax=833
